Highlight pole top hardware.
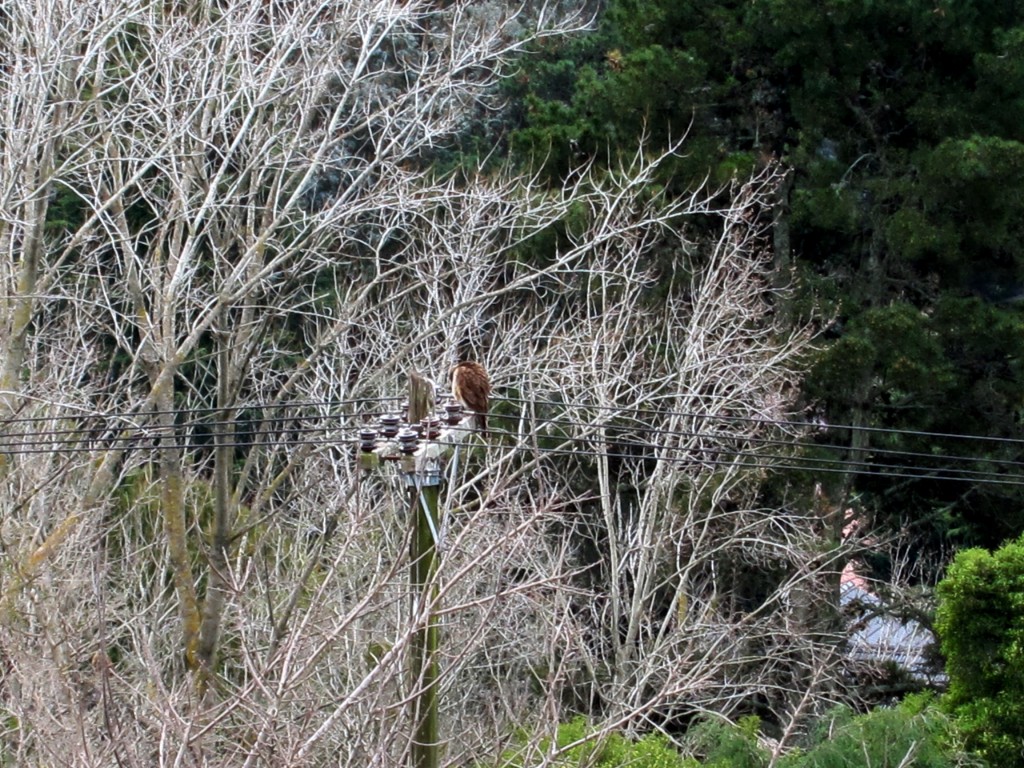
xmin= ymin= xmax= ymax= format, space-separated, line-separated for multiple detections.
xmin=397 ymin=427 xmax=419 ymax=455
xmin=358 ymin=427 xmax=379 ymax=454
xmin=443 ymin=403 xmax=464 ymax=426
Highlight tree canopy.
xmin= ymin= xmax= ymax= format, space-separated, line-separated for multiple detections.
xmin=510 ymin=0 xmax=1024 ymax=569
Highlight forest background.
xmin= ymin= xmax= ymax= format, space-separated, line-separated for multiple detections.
xmin=2 ymin=0 xmax=1024 ymax=766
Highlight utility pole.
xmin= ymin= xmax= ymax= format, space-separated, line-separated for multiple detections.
xmin=358 ymin=371 xmax=465 ymax=768
xmin=406 ymin=371 xmax=440 ymax=768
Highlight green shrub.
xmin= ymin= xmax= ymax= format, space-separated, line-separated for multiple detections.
xmin=497 ymin=717 xmax=693 ymax=768
xmin=937 ymin=537 xmax=1024 ymax=767
xmin=496 ymin=698 xmax=967 ymax=768
xmin=780 ymin=695 xmax=966 ymax=768
xmin=685 ymin=716 xmax=769 ymax=768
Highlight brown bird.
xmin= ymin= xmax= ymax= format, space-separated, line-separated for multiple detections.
xmin=451 ymin=361 xmax=490 ymax=436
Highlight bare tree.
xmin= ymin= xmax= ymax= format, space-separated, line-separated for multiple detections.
xmin=427 ymin=170 xmax=846 ymax=759
xmin=0 ymin=0 xmax=837 ymax=765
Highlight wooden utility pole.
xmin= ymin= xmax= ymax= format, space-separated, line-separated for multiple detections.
xmin=406 ymin=371 xmax=441 ymax=768
xmin=354 ymin=370 xmax=468 ymax=765
xmin=359 ymin=371 xmax=460 ymax=768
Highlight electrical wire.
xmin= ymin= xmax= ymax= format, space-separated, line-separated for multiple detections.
xmin=6 ymin=412 xmax=1019 ymax=477
xmin=0 ymin=395 xmax=401 ymax=428
xmin=451 ymin=431 xmax=1023 ymax=486
xmin=0 ymin=416 xmax=368 ymax=449
xmin=0 ymin=438 xmax=346 ymax=456
xmin=3 ymin=392 xmax=1021 ymax=450
xmin=4 ymin=395 xmax=1021 ymax=457
xmin=3 ymin=425 xmax=1022 ymax=487
xmin=501 ymin=394 xmax=1024 ymax=447
xmin=505 ymin=441 xmax=1024 ymax=488
xmin=0 ymin=395 xmax=1021 ymax=486
xmin=484 ymin=411 xmax=1024 ymax=471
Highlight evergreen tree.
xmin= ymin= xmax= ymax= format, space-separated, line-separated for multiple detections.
xmin=509 ymin=0 xmax=1024 ymax=569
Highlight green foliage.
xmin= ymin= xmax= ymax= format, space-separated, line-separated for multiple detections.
xmin=779 ymin=696 xmax=965 ymax=768
xmin=0 ymin=706 xmax=20 ymax=766
xmin=909 ymin=135 xmax=1024 ymax=280
xmin=43 ymin=185 xmax=88 ymax=235
xmin=687 ymin=716 xmax=768 ymax=768
xmin=504 ymin=700 xmax=967 ymax=768
xmin=809 ymin=303 xmax=957 ymax=416
xmin=498 ymin=717 xmax=694 ymax=768
xmin=937 ymin=537 xmax=1024 ymax=767
xmin=506 ymin=2 xmax=741 ymax=187
xmin=687 ymin=697 xmax=965 ymax=767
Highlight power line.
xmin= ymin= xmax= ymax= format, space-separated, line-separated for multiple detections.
xmin=480 ymin=432 xmax=1023 ymax=486
xmin=5 ymin=409 xmax=1020 ymax=475
xmin=0 ymin=435 xmax=362 ymax=457
xmin=3 ymin=423 xmax=1021 ymax=487
xmin=0 ymin=396 xmax=1021 ymax=487
xmin=0 ymin=416 xmax=366 ymax=447
xmin=492 ymin=412 xmax=1024 ymax=471
xmin=508 ymin=441 xmax=1024 ymax=488
xmin=501 ymin=395 xmax=1024 ymax=447
xmin=0 ymin=395 xmax=401 ymax=428
xmin=4 ymin=393 xmax=1021 ymax=449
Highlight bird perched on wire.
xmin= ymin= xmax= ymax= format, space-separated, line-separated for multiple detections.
xmin=451 ymin=360 xmax=490 ymax=436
